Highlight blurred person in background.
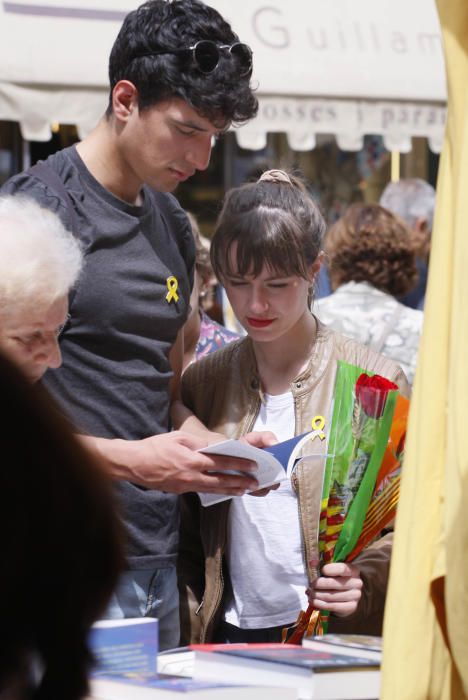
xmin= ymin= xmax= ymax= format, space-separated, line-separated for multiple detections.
xmin=0 ymin=195 xmax=82 ymax=383
xmin=183 ymin=212 xmax=239 ymax=370
xmin=0 ymin=351 xmax=123 ymax=700
xmin=315 ymin=203 xmax=424 ymax=386
xmin=379 ymin=178 xmax=435 ymax=310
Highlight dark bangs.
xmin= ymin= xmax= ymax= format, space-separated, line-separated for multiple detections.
xmin=211 ymin=207 xmax=311 ymax=281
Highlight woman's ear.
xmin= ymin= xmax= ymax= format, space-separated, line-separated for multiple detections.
xmin=308 ymin=251 xmax=325 ymax=283
xmin=307 ymin=252 xmax=326 ymax=308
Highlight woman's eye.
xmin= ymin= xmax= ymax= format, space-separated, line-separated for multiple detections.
xmin=268 ymin=282 xmax=288 ymax=289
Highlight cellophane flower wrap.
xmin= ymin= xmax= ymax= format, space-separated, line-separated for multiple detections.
xmin=283 ymin=360 xmax=409 ymax=644
xmin=320 ymin=365 xmax=399 ymax=564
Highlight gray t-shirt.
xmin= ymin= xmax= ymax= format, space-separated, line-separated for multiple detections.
xmin=2 ymin=146 xmax=195 ymax=569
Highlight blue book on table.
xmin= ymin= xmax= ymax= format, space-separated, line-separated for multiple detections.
xmin=89 ymin=618 xmax=158 ymax=676
xmin=90 ymin=671 xmax=296 ymax=699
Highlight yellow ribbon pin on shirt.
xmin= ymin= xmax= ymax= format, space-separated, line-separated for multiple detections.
xmin=310 ymin=415 xmax=326 ymax=441
xmin=166 ymin=276 xmax=179 ymax=303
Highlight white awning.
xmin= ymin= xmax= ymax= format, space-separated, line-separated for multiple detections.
xmin=218 ymin=0 xmax=447 ymax=152
xmin=0 ymin=0 xmax=447 ymax=151
xmin=0 ymin=1 xmax=125 ymax=139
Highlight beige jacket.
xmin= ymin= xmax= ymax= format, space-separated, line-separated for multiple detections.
xmin=179 ymin=320 xmax=409 ymax=644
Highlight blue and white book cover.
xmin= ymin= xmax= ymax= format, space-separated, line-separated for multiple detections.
xmin=263 ymin=431 xmax=313 ymax=473
xmin=89 ymin=618 xmax=158 ymax=676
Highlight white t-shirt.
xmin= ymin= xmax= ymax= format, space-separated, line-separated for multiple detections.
xmin=224 ymin=391 xmax=309 ymax=629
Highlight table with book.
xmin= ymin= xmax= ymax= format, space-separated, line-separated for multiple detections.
xmin=87 ymin=618 xmax=381 ymax=700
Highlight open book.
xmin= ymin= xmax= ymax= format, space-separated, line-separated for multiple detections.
xmin=197 ymin=431 xmax=322 ymax=506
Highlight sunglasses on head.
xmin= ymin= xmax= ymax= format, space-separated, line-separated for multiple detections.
xmin=132 ymin=40 xmax=253 ymax=77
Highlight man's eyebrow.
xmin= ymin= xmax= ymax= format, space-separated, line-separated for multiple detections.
xmin=173 ymin=117 xmax=229 ymax=135
xmin=173 ymin=118 xmax=209 ymax=132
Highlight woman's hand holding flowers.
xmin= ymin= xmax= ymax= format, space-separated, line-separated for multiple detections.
xmin=306 ymin=562 xmax=363 ymax=617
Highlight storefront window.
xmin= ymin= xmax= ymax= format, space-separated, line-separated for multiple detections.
xmin=178 ymin=131 xmax=438 ymax=234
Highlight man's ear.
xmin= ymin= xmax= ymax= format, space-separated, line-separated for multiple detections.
xmin=111 ymin=80 xmax=139 ymax=123
xmin=413 ymin=217 xmax=432 ymax=259
xmin=414 ymin=216 xmax=429 ymax=234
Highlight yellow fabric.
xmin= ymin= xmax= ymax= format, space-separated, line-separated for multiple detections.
xmin=381 ymin=2 xmax=468 ymax=698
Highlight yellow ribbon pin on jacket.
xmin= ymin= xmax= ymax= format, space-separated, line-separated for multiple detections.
xmin=311 ymin=415 xmax=326 ymax=441
xmin=166 ymin=276 xmax=179 ymax=303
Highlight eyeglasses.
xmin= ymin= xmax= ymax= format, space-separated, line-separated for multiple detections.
xmin=132 ymin=40 xmax=253 ymax=77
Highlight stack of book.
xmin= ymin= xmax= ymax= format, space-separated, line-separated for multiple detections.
xmin=87 ymin=619 xmax=294 ymax=699
xmin=87 ymin=618 xmax=381 ymax=700
xmin=186 ymin=640 xmax=380 ymax=700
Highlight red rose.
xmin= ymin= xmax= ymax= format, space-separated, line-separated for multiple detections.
xmin=355 ymin=374 xmax=398 ymax=419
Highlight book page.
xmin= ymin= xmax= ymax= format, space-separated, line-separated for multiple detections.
xmin=197 ymin=440 xmax=287 ymax=507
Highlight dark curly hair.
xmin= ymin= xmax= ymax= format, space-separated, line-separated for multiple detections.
xmin=325 ymin=203 xmax=418 ymax=297
xmin=107 ymin=0 xmax=258 ymax=126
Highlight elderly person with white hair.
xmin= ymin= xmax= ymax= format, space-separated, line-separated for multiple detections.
xmin=379 ymin=178 xmax=435 ymax=310
xmin=0 ymin=195 xmax=82 ymax=382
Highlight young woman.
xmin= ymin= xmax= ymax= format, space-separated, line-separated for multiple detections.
xmin=178 ymin=170 xmax=409 ymax=645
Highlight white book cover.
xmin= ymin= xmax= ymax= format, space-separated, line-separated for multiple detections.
xmin=197 ymin=431 xmax=322 ymax=506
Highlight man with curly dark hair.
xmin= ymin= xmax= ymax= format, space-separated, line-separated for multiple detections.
xmin=315 ymin=203 xmax=424 ymax=385
xmin=1 ymin=0 xmax=260 ymax=649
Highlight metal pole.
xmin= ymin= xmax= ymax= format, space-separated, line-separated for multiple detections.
xmin=391 ymin=150 xmax=400 ymax=182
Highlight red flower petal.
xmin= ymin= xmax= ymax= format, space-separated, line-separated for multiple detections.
xmin=355 ymin=373 xmax=398 ymax=418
